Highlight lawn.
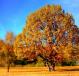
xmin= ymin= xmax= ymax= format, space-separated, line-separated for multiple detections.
xmin=0 ymin=66 xmax=79 ymax=76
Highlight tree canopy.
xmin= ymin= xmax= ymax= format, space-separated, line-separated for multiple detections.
xmin=14 ymin=5 xmax=79 ymax=63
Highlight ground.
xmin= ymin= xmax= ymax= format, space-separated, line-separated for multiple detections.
xmin=0 ymin=66 xmax=79 ymax=76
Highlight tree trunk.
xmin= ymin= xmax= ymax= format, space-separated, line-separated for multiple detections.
xmin=7 ymin=61 xmax=10 ymax=72
xmin=52 ymin=62 xmax=55 ymax=71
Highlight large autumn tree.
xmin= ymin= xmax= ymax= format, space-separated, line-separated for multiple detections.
xmin=14 ymin=5 xmax=79 ymax=71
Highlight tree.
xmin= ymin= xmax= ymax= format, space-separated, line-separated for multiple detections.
xmin=0 ymin=40 xmax=7 ymax=66
xmin=5 ymin=32 xmax=16 ymax=72
xmin=14 ymin=5 xmax=79 ymax=71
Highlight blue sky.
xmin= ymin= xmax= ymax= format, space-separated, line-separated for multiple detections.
xmin=0 ymin=0 xmax=79 ymax=39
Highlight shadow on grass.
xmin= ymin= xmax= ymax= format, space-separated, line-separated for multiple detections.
xmin=59 ymin=68 xmax=79 ymax=71
xmin=64 ymin=69 xmax=79 ymax=71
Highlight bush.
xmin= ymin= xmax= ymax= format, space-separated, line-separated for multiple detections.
xmin=13 ymin=59 xmax=27 ymax=66
xmin=61 ymin=60 xmax=76 ymax=66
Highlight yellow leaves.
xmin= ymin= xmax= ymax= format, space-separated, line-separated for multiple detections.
xmin=55 ymin=5 xmax=62 ymax=12
xmin=59 ymin=43 xmax=73 ymax=60
xmin=6 ymin=32 xmax=14 ymax=44
xmin=13 ymin=4 xmax=79 ymax=61
xmin=0 ymin=40 xmax=4 ymax=47
xmin=47 ymin=37 xmax=52 ymax=43
xmin=0 ymin=41 xmax=6 ymax=52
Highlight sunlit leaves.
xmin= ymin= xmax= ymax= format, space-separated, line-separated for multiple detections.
xmin=14 ymin=5 xmax=79 ymax=62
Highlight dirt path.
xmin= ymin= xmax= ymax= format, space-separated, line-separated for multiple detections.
xmin=0 ymin=66 xmax=79 ymax=76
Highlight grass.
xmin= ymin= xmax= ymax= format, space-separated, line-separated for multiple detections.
xmin=0 ymin=66 xmax=79 ymax=76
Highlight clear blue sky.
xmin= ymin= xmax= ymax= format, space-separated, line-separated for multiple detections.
xmin=0 ymin=0 xmax=79 ymax=39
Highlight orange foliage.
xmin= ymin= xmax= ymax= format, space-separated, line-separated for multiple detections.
xmin=14 ymin=5 xmax=79 ymax=62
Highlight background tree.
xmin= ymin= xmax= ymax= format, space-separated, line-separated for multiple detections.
xmin=5 ymin=32 xmax=16 ymax=72
xmin=0 ymin=40 xmax=7 ymax=66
